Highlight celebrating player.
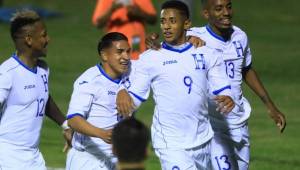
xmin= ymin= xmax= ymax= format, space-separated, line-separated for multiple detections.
xmin=116 ymin=1 xmax=235 ymax=169
xmin=0 ymin=10 xmax=71 ymax=170
xmin=146 ymin=0 xmax=287 ymax=169
xmin=65 ymin=32 xmax=131 ymax=170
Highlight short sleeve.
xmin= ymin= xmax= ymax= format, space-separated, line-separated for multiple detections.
xmin=242 ymin=35 xmax=252 ymax=69
xmin=0 ymin=72 xmax=12 ymax=104
xmin=127 ymin=56 xmax=152 ymax=107
xmin=207 ymin=50 xmax=231 ymax=97
xmin=66 ymin=80 xmax=95 ymax=119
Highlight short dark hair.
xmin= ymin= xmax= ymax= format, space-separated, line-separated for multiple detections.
xmin=112 ymin=118 xmax=150 ymax=163
xmin=10 ymin=10 xmax=41 ymax=40
xmin=161 ymin=0 xmax=190 ymax=19
xmin=97 ymin=32 xmax=128 ymax=54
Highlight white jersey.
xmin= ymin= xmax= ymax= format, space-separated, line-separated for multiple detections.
xmin=67 ymin=64 xmax=125 ymax=157
xmin=0 ymin=53 xmax=49 ymax=148
xmin=188 ymin=25 xmax=252 ymax=129
xmin=127 ymin=42 xmax=231 ymax=149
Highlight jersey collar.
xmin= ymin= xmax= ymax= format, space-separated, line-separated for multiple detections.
xmin=12 ymin=53 xmax=37 ymax=74
xmin=206 ymin=25 xmax=227 ymax=42
xmin=162 ymin=42 xmax=193 ymax=53
xmin=97 ymin=64 xmax=121 ymax=84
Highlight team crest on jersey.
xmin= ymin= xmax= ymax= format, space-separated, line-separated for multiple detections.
xmin=24 ymin=84 xmax=36 ymax=90
xmin=163 ymin=60 xmax=178 ymax=66
xmin=192 ymin=53 xmax=206 ymax=70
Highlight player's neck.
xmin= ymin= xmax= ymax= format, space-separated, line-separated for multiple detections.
xmin=16 ymin=51 xmax=38 ymax=68
xmin=117 ymin=162 xmax=145 ymax=170
xmin=208 ymin=24 xmax=233 ymax=41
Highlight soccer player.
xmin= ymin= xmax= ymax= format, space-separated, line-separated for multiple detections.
xmin=188 ymin=0 xmax=286 ymax=169
xmin=148 ymin=0 xmax=287 ymax=169
xmin=116 ymin=1 xmax=235 ymax=169
xmin=0 ymin=10 xmax=70 ymax=170
xmin=65 ymin=32 xmax=131 ymax=170
xmin=112 ymin=118 xmax=150 ymax=170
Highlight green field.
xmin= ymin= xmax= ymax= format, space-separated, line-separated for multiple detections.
xmin=0 ymin=0 xmax=299 ymax=169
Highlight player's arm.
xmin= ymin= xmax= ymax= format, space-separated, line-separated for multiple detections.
xmin=45 ymin=95 xmax=73 ymax=147
xmin=208 ymin=52 xmax=235 ymax=114
xmin=117 ymin=58 xmax=151 ymax=116
xmin=243 ymin=67 xmax=286 ymax=133
xmin=67 ymin=115 xmax=112 ymax=144
xmin=0 ymin=72 xmax=12 ymax=108
xmin=45 ymin=95 xmax=65 ymax=126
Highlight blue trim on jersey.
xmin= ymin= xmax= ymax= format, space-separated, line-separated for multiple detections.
xmin=213 ymin=85 xmax=231 ymax=95
xmin=128 ymin=91 xmax=146 ymax=102
xmin=97 ymin=64 xmax=121 ymax=84
xmin=162 ymin=42 xmax=193 ymax=53
xmin=12 ymin=53 xmax=37 ymax=74
xmin=206 ymin=25 xmax=227 ymax=42
xmin=67 ymin=113 xmax=84 ymax=120
xmin=243 ymin=62 xmax=252 ymax=72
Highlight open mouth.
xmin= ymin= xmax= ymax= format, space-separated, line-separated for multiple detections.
xmin=163 ymin=32 xmax=173 ymax=38
xmin=220 ymin=18 xmax=232 ymax=25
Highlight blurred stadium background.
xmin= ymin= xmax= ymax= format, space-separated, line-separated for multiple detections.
xmin=0 ymin=0 xmax=299 ymax=169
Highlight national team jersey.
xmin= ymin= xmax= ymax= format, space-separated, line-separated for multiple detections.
xmin=0 ymin=53 xmax=49 ymax=148
xmin=127 ymin=42 xmax=231 ymax=149
xmin=67 ymin=64 xmax=126 ymax=156
xmin=187 ymin=25 xmax=252 ymax=129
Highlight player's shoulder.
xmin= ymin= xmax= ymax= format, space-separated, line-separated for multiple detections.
xmin=37 ymin=59 xmax=49 ymax=71
xmin=189 ymin=26 xmax=207 ymax=35
xmin=232 ymin=25 xmax=248 ymax=38
xmin=139 ymin=49 xmax=162 ymax=59
xmin=0 ymin=57 xmax=19 ymax=74
xmin=195 ymin=45 xmax=219 ymax=54
xmin=74 ymin=65 xmax=102 ymax=86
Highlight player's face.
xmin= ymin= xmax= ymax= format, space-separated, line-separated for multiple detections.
xmin=103 ymin=40 xmax=131 ymax=78
xmin=27 ymin=21 xmax=50 ymax=58
xmin=203 ymin=0 xmax=233 ymax=31
xmin=160 ymin=8 xmax=190 ymax=45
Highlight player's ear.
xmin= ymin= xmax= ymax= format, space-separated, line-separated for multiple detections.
xmin=184 ymin=19 xmax=192 ymax=30
xmin=101 ymin=51 xmax=108 ymax=62
xmin=25 ymin=34 xmax=32 ymax=47
xmin=202 ymin=9 xmax=209 ymax=20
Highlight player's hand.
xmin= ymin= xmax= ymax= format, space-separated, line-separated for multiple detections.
xmin=146 ymin=33 xmax=160 ymax=50
xmin=214 ymin=95 xmax=235 ymax=114
xmin=187 ymin=36 xmax=206 ymax=48
xmin=62 ymin=128 xmax=73 ymax=153
xmin=116 ymin=89 xmax=135 ymax=117
xmin=268 ymin=109 xmax=286 ymax=133
xmin=99 ymin=129 xmax=113 ymax=144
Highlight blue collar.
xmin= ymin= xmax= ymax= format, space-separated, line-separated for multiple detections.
xmin=161 ymin=42 xmax=193 ymax=53
xmin=97 ymin=64 xmax=121 ymax=84
xmin=12 ymin=53 xmax=37 ymax=74
xmin=206 ymin=25 xmax=227 ymax=42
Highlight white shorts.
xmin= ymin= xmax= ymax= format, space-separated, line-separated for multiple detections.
xmin=0 ymin=142 xmax=46 ymax=170
xmin=66 ymin=148 xmax=116 ymax=170
xmin=211 ymin=124 xmax=250 ymax=170
xmin=155 ymin=141 xmax=212 ymax=170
